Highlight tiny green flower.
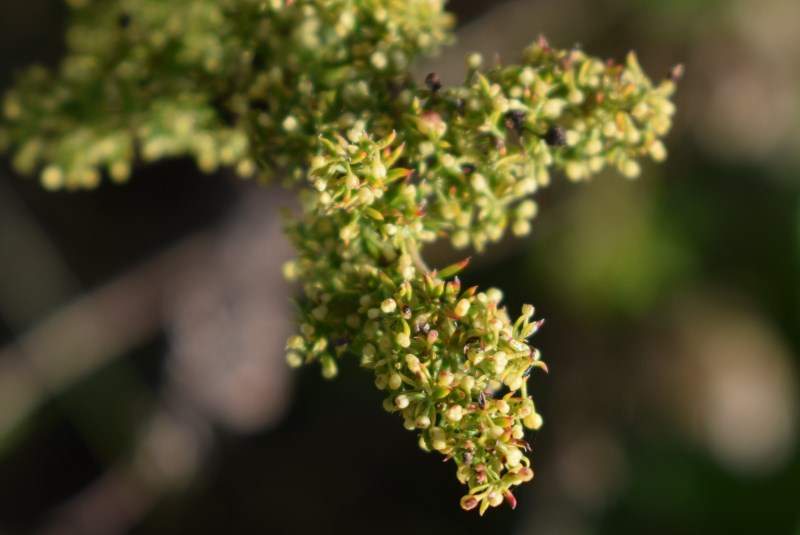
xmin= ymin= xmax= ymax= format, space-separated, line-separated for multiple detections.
xmin=415 ymin=415 xmax=431 ymax=429
xmin=389 ymin=373 xmax=403 ymax=391
xmin=381 ymin=298 xmax=397 ymax=314
xmin=394 ymin=394 xmax=410 ymax=409
xmin=396 ymin=332 xmax=411 ymax=348
xmin=446 ymin=404 xmax=463 ymax=422
xmin=454 ymin=299 xmax=471 ymax=317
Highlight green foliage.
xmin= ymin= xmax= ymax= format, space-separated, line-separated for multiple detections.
xmin=0 ymin=0 xmax=677 ymax=514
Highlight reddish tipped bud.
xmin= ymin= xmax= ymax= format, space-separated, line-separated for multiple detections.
xmin=438 ymin=257 xmax=471 ymax=279
xmin=460 ymin=495 xmax=479 ymax=511
xmin=518 ymin=466 xmax=535 ymax=482
xmin=503 ymin=490 xmax=517 ymax=509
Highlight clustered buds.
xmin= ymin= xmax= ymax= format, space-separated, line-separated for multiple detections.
xmin=0 ymin=0 xmax=677 ymax=514
xmin=0 ymin=0 xmax=453 ymax=188
xmin=284 ymin=131 xmax=549 ymax=514
xmin=386 ymin=42 xmax=678 ymax=251
xmin=280 ymin=35 xmax=677 ymax=505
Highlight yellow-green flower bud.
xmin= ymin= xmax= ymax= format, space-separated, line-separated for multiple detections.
xmin=405 ymin=354 xmax=421 ymax=374
xmin=381 ymin=298 xmax=397 ymax=314
xmin=395 ymin=394 xmax=410 ymax=409
xmin=375 ymin=374 xmax=388 ymax=391
xmin=396 ymin=332 xmax=411 ymax=348
xmin=415 ymin=415 xmax=431 ymax=429
xmin=430 ymin=427 xmax=447 ymax=451
xmin=487 ymin=491 xmax=504 ymax=507
xmin=523 ymin=412 xmax=544 ymax=430
xmin=461 ymin=375 xmax=475 ymax=392
xmin=446 ymin=404 xmax=463 ymax=422
xmin=466 ymin=52 xmax=482 ymax=70
xmin=41 ymin=165 xmax=64 ymax=190
xmin=389 ymin=372 xmax=403 ymax=390
xmin=454 ymin=299 xmax=471 ymax=317
xmin=437 ymin=371 xmax=454 ymax=387
xmin=286 ymin=352 xmax=303 ymax=368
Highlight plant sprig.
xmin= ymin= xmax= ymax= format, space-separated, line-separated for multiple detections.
xmin=0 ymin=0 xmax=677 ymax=513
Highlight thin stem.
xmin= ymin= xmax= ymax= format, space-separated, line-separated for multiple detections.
xmin=405 ymin=238 xmax=430 ymax=273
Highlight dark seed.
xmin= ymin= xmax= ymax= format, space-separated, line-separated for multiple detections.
xmin=425 ymin=72 xmax=443 ymax=92
xmin=415 ymin=322 xmax=431 ymax=334
xmin=118 ymin=12 xmax=131 ymax=28
xmin=211 ymin=97 xmax=238 ymax=126
xmin=333 ymin=336 xmax=351 ymax=347
xmin=504 ymin=110 xmax=527 ymax=134
xmin=249 ymin=99 xmax=270 ymax=113
xmin=543 ymin=126 xmax=566 ymax=147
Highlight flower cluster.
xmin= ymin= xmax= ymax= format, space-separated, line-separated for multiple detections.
xmin=0 ymin=0 xmax=452 ymax=188
xmin=386 ymin=37 xmax=678 ymax=251
xmin=284 ymin=131 xmax=548 ymax=514
xmin=0 ymin=0 xmax=677 ymax=513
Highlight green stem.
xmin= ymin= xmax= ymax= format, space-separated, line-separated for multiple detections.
xmin=405 ymin=238 xmax=430 ymax=273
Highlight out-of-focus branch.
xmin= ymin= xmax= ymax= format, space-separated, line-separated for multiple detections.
xmin=0 ymin=184 xmax=297 ymax=534
xmin=0 ymin=232 xmax=212 ymax=437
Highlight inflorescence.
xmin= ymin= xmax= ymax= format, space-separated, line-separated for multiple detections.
xmin=0 ymin=0 xmax=677 ymax=514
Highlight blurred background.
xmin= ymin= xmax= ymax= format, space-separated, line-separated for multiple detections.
xmin=1 ymin=0 xmax=799 ymax=533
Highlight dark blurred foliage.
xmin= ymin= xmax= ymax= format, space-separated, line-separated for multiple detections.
xmin=1 ymin=1 xmax=799 ymax=534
